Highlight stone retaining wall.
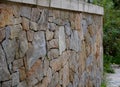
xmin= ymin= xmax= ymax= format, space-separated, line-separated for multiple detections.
xmin=0 ymin=1 xmax=103 ymax=87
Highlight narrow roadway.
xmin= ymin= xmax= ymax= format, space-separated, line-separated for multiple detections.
xmin=106 ymin=65 xmax=120 ymax=87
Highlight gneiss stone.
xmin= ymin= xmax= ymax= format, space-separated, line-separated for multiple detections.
xmin=22 ymin=17 xmax=29 ymax=30
xmin=27 ymin=31 xmax=46 ymax=69
xmin=70 ymin=30 xmax=81 ymax=52
xmin=31 ymin=7 xmax=41 ymax=22
xmin=59 ymin=26 xmax=66 ymax=55
xmin=48 ymin=49 xmax=59 ymax=60
xmin=18 ymin=31 xmax=28 ymax=58
xmin=20 ymin=6 xmax=31 ymax=19
xmin=27 ymin=30 xmax=34 ymax=42
xmin=0 ymin=28 xmax=5 ymax=43
xmin=6 ymin=25 xmax=22 ymax=39
xmin=2 ymin=39 xmax=17 ymax=64
xmin=48 ymin=39 xmax=59 ymax=49
xmin=0 ymin=5 xmax=13 ymax=28
xmin=12 ymin=72 xmax=20 ymax=86
xmin=13 ymin=17 xmax=22 ymax=25
xmin=0 ymin=45 xmax=11 ymax=81
xmin=2 ymin=80 xmax=12 ymax=87
xmin=13 ymin=59 xmax=24 ymax=71
xmin=65 ymin=22 xmax=72 ymax=36
xmin=46 ymin=29 xmax=54 ymax=41
xmin=30 ymin=21 xmax=38 ymax=31
xmin=38 ymin=9 xmax=48 ymax=30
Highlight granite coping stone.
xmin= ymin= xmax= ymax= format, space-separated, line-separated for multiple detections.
xmin=8 ymin=0 xmax=104 ymax=15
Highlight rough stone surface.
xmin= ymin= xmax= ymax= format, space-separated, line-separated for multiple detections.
xmin=0 ymin=28 xmax=5 ymax=43
xmin=30 ymin=21 xmax=38 ymax=31
xmin=46 ymin=29 xmax=54 ymax=41
xmin=70 ymin=30 xmax=81 ymax=52
xmin=2 ymin=80 xmax=12 ymax=87
xmin=22 ymin=17 xmax=29 ymax=30
xmin=48 ymin=49 xmax=59 ymax=60
xmin=18 ymin=31 xmax=28 ymax=58
xmin=20 ymin=6 xmax=31 ymax=19
xmin=27 ymin=31 xmax=46 ymax=69
xmin=59 ymin=26 xmax=66 ymax=55
xmin=0 ymin=3 xmax=103 ymax=87
xmin=2 ymin=39 xmax=16 ymax=64
xmin=0 ymin=45 xmax=10 ymax=81
xmin=12 ymin=72 xmax=20 ymax=86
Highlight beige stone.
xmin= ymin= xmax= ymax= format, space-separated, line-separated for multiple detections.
xmin=0 ymin=28 xmax=5 ymax=43
xmin=46 ymin=29 xmax=54 ymax=41
xmin=22 ymin=17 xmax=29 ymax=30
xmin=48 ymin=49 xmax=59 ymax=60
xmin=19 ymin=67 xmax=26 ymax=81
xmin=48 ymin=39 xmax=59 ymax=49
xmin=0 ymin=5 xmax=13 ymax=28
xmin=27 ymin=30 xmax=34 ymax=42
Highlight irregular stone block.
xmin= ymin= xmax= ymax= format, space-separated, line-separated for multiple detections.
xmin=0 ymin=5 xmax=13 ymax=28
xmin=20 ymin=6 xmax=31 ymax=19
xmin=22 ymin=17 xmax=29 ymax=30
xmin=13 ymin=17 xmax=22 ymax=25
xmin=31 ymin=7 xmax=41 ymax=22
xmin=13 ymin=59 xmax=23 ymax=71
xmin=48 ymin=23 xmax=56 ymax=31
xmin=12 ymin=72 xmax=20 ymax=86
xmin=59 ymin=26 xmax=66 ymax=55
xmin=0 ymin=28 xmax=5 ymax=43
xmin=17 ymin=80 xmax=27 ymax=87
xmin=19 ymin=67 xmax=26 ymax=81
xmin=63 ymin=61 xmax=69 ymax=87
xmin=38 ymin=9 xmax=48 ymax=30
xmin=50 ymin=58 xmax=62 ymax=72
xmin=30 ymin=21 xmax=38 ymax=31
xmin=6 ymin=25 xmax=22 ymax=39
xmin=48 ymin=49 xmax=59 ymax=59
xmin=18 ymin=31 xmax=28 ymax=58
xmin=2 ymin=80 xmax=12 ymax=87
xmin=46 ymin=29 xmax=54 ymax=41
xmin=48 ymin=39 xmax=59 ymax=49
xmin=0 ymin=45 xmax=10 ymax=81
xmin=27 ymin=31 xmax=46 ymax=69
xmin=2 ymin=39 xmax=17 ymax=64
xmin=70 ymin=30 xmax=81 ymax=52
xmin=27 ymin=30 xmax=34 ymax=42
xmin=65 ymin=22 xmax=71 ymax=36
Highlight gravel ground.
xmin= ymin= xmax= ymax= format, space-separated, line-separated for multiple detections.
xmin=106 ymin=65 xmax=120 ymax=87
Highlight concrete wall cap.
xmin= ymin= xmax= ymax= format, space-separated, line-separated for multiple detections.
xmin=8 ymin=0 xmax=104 ymax=15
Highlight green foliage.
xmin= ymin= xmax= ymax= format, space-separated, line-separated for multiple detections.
xmin=93 ymin=0 xmax=120 ymax=74
xmin=104 ymin=55 xmax=115 ymax=73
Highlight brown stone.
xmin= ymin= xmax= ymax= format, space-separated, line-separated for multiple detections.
xmin=48 ymin=49 xmax=59 ymax=60
xmin=46 ymin=29 xmax=54 ymax=40
xmin=13 ymin=59 xmax=23 ymax=71
xmin=0 ymin=5 xmax=13 ymax=28
xmin=63 ymin=62 xmax=69 ymax=87
xmin=27 ymin=30 xmax=34 ymax=42
xmin=75 ymin=13 xmax=81 ymax=30
xmin=12 ymin=4 xmax=20 ymax=18
xmin=27 ymin=59 xmax=42 ymax=76
xmin=31 ymin=7 xmax=41 ymax=22
xmin=13 ymin=17 xmax=22 ymax=25
xmin=22 ymin=17 xmax=29 ymax=30
xmin=48 ymin=39 xmax=59 ymax=49
xmin=0 ymin=28 xmax=5 ymax=43
xmin=19 ymin=67 xmax=26 ymax=81
xmin=50 ymin=58 xmax=62 ymax=71
xmin=30 ymin=21 xmax=38 ymax=31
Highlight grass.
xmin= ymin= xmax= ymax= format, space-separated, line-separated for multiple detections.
xmin=104 ymin=55 xmax=115 ymax=73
